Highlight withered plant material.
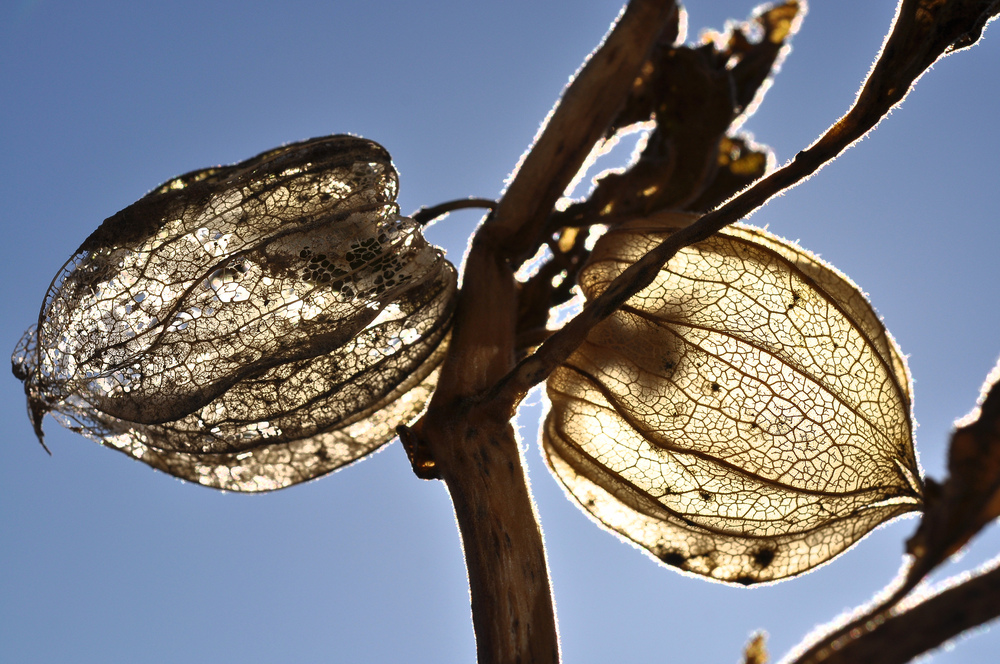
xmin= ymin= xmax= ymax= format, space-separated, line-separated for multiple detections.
xmin=12 ymin=135 xmax=456 ymax=491
xmin=10 ymin=0 xmax=1000 ymax=661
xmin=742 ymin=632 xmax=769 ymax=664
xmin=796 ymin=559 xmax=1000 ymax=664
xmin=781 ymin=372 xmax=1000 ymax=664
xmin=550 ymin=1 xmax=799 ymax=227
xmin=544 ymin=212 xmax=922 ymax=584
xmin=906 ymin=362 xmax=1000 ymax=579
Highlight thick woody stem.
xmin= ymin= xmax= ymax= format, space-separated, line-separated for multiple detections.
xmin=423 ymin=401 xmax=560 ymax=664
xmin=490 ymin=0 xmax=679 ymax=266
xmin=415 ymin=2 xmax=679 ymax=662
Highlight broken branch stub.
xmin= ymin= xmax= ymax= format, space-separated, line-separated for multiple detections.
xmin=12 ymin=135 xmax=457 ymax=492
xmin=543 ymin=212 xmax=922 ymax=584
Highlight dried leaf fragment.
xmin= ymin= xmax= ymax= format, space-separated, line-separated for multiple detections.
xmin=553 ymin=1 xmax=800 ymax=227
xmin=12 ymin=135 xmax=457 ymax=492
xmin=543 ymin=212 xmax=922 ymax=584
xmin=906 ymin=360 xmax=1000 ymax=580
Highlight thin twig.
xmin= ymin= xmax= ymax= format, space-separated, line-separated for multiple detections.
xmin=789 ymin=559 xmax=1000 ymax=664
xmin=792 ymin=361 xmax=1000 ymax=662
xmin=411 ymin=197 xmax=497 ymax=226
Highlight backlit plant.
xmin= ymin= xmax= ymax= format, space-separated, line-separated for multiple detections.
xmin=12 ymin=1 xmax=1000 ymax=662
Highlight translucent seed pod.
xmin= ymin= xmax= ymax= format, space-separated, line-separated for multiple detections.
xmin=13 ymin=135 xmax=456 ymax=492
xmin=543 ymin=211 xmax=922 ymax=584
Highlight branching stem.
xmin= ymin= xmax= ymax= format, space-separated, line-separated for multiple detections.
xmin=416 ymin=2 xmax=679 ymax=663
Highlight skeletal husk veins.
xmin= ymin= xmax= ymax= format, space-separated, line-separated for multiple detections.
xmin=543 ymin=211 xmax=922 ymax=584
xmin=13 ymin=135 xmax=456 ymax=492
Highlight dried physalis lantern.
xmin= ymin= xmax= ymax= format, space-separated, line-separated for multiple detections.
xmin=543 ymin=212 xmax=922 ymax=584
xmin=12 ymin=135 xmax=456 ymax=492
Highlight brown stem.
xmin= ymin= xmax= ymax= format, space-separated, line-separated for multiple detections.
xmin=423 ymin=402 xmax=560 ymax=664
xmin=414 ymin=233 xmax=557 ymax=664
xmin=791 ymin=560 xmax=1000 ymax=664
xmin=490 ymin=0 xmax=680 ymax=265
xmin=412 ymin=4 xmax=679 ymax=662
xmin=411 ymin=197 xmax=497 ymax=226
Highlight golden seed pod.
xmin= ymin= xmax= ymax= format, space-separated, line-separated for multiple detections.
xmin=13 ymin=135 xmax=456 ymax=492
xmin=543 ymin=212 xmax=922 ymax=584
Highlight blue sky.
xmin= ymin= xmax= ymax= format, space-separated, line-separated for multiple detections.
xmin=1 ymin=1 xmax=998 ymax=662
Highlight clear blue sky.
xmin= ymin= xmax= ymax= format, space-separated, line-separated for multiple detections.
xmin=1 ymin=1 xmax=998 ymax=662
